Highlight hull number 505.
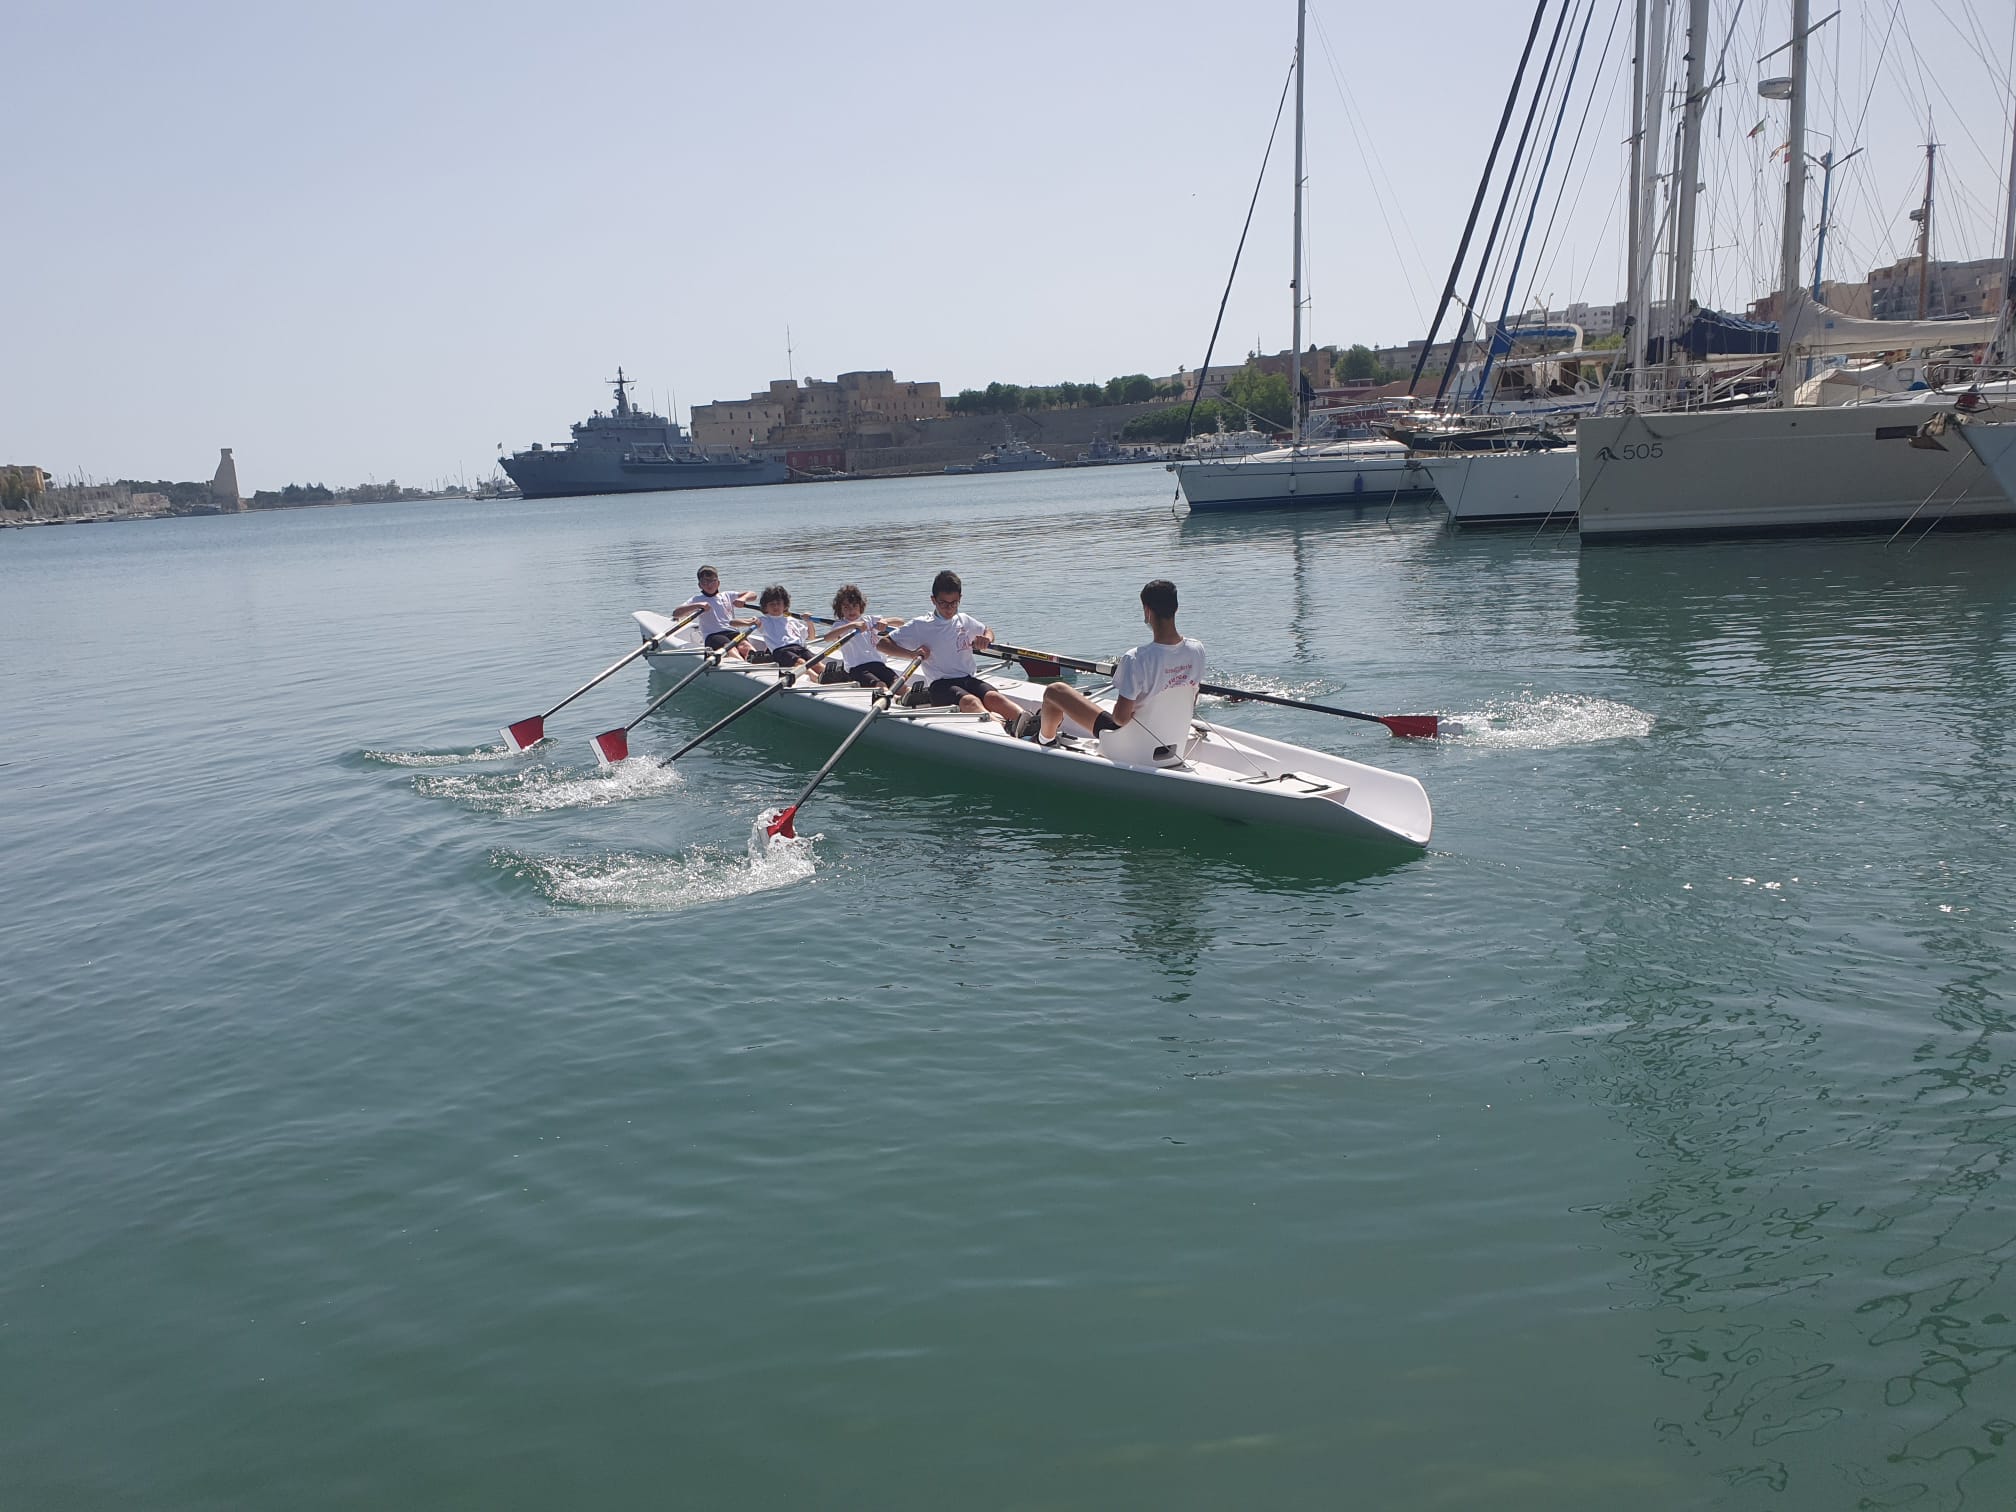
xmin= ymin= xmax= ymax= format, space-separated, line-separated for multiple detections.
xmin=1595 ymin=443 xmax=1663 ymax=460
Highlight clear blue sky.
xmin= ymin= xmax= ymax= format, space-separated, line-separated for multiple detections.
xmin=6 ymin=0 xmax=2011 ymax=491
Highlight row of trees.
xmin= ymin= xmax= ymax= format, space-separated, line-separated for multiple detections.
xmin=946 ymin=345 xmax=1400 ymax=423
xmin=1119 ymin=360 xmax=1300 ymax=440
xmin=946 ymin=373 xmax=1181 ymax=415
xmin=249 ymin=483 xmax=337 ymax=507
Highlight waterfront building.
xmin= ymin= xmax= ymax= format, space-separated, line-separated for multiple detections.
xmin=1867 ymin=254 xmax=2004 ymax=321
xmin=691 ymin=371 xmax=945 ymax=450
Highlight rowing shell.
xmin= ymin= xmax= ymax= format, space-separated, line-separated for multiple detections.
xmin=631 ymin=611 xmax=1433 ymax=848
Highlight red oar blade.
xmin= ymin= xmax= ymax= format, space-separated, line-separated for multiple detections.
xmin=501 ymin=716 xmax=545 ymax=753
xmin=1380 ymin=714 xmax=1441 ymax=739
xmin=588 ymin=728 xmax=630 ymax=767
xmin=765 ymin=805 xmax=799 ymax=840
xmin=1016 ymin=654 xmax=1064 ymax=679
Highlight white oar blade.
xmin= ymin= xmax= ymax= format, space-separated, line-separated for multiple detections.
xmin=589 ymin=728 xmax=630 ymax=767
xmin=501 ymin=716 xmax=545 ymax=753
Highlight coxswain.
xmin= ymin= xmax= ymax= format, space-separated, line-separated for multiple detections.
xmin=1029 ymin=579 xmax=1205 ymax=746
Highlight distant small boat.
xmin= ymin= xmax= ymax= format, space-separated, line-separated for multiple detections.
xmin=946 ymin=430 xmax=1061 ymax=473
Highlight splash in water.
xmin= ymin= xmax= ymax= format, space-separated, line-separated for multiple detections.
xmin=415 ymin=757 xmax=685 ymax=815
xmin=1447 ymin=692 xmax=1655 ymax=749
xmin=357 ymin=743 xmax=521 ymax=767
xmin=495 ymin=819 xmax=815 ymax=911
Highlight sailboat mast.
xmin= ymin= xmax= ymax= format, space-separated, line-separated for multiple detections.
xmin=1776 ymin=0 xmax=1810 ymax=296
xmin=1994 ymin=102 xmax=2016 ymax=366
xmin=1668 ymin=0 xmax=1711 ymax=388
xmin=1914 ymin=139 xmax=1937 ymax=319
xmin=1625 ymin=0 xmax=1647 ymax=385
xmin=1290 ymin=0 xmax=1306 ymax=446
xmin=1631 ymin=0 xmax=1669 ymax=391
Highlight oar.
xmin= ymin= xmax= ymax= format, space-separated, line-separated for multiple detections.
xmin=586 ymin=624 xmax=760 ymax=765
xmin=653 ymin=626 xmax=864 ymax=766
xmin=765 ymin=652 xmax=927 ymax=839
xmin=502 ymin=607 xmax=705 ymax=753
xmin=983 ymin=639 xmax=1441 ymax=739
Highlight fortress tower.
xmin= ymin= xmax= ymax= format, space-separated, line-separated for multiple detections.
xmin=210 ymin=448 xmax=242 ymax=512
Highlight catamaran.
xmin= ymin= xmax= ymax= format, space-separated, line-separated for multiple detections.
xmin=616 ymin=610 xmax=1434 ymax=849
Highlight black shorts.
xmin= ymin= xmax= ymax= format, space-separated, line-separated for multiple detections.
xmin=704 ymin=629 xmax=740 ymax=650
xmin=769 ymin=644 xmax=815 ymax=667
xmin=928 ymin=674 xmax=994 ymax=706
xmin=850 ymin=662 xmax=897 ymax=688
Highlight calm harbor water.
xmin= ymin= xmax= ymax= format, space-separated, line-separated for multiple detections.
xmin=3 ymin=467 xmax=2014 ymax=1509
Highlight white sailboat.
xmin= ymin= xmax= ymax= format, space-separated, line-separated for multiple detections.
xmin=1420 ymin=446 xmax=1578 ymax=526
xmin=1577 ymin=0 xmax=2016 ymax=539
xmin=1171 ymin=2 xmax=1437 ymax=515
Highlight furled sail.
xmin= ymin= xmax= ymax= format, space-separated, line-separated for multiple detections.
xmin=1779 ymin=287 xmax=1996 ymax=355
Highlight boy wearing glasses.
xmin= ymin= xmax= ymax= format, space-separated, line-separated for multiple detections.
xmin=881 ymin=569 xmax=1024 ymax=727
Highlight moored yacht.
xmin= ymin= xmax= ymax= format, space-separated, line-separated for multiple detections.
xmin=1172 ymin=438 xmax=1436 ymax=512
xmin=1420 ymin=447 xmax=1579 ymax=526
xmin=1576 ymin=0 xmax=2016 ymax=539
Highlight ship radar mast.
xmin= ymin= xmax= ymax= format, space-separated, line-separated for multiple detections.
xmin=608 ymin=367 xmax=634 ymax=418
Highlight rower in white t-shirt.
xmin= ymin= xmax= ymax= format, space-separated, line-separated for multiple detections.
xmin=1031 ymin=579 xmax=1206 ymax=746
xmin=880 ymin=569 xmax=1024 ymax=726
xmin=678 ymin=564 xmax=760 ymax=654
xmin=827 ymin=583 xmax=904 ymax=688
xmin=751 ymin=584 xmax=823 ymax=670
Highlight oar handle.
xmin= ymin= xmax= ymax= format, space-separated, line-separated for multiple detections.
xmin=539 ymin=606 xmax=705 ymax=721
xmin=986 ymin=640 xmax=1114 ymax=678
xmin=987 ymin=641 xmax=1437 ymax=737
xmin=665 ymin=626 xmax=859 ymax=762
xmin=624 ymin=623 xmax=758 ymax=734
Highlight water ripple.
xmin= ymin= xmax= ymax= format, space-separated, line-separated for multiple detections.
xmin=493 ymin=820 xmax=815 ymax=910
xmin=1450 ymin=691 xmax=1656 ymax=749
xmin=415 ymin=757 xmax=686 ymax=814
xmin=355 ymin=743 xmax=520 ymax=767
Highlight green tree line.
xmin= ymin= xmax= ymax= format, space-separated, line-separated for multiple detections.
xmin=946 ymin=374 xmax=1182 ymax=414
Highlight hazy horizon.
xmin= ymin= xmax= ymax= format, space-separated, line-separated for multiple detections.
xmin=8 ymin=0 xmax=2013 ymax=492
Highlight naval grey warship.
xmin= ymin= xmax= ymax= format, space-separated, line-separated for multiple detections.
xmin=500 ymin=370 xmax=788 ymax=498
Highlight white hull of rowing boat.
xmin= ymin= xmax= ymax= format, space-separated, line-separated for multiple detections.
xmin=631 ymin=613 xmax=1433 ymax=848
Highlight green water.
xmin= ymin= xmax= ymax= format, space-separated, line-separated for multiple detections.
xmin=3 ymin=469 xmax=2013 ymax=1509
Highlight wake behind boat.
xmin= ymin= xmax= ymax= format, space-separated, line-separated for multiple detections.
xmin=627 ymin=611 xmax=1433 ymax=848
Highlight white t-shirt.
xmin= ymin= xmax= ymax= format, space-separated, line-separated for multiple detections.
xmin=889 ymin=611 xmax=988 ymax=679
xmin=832 ymin=614 xmax=888 ymax=670
xmin=1112 ymin=637 xmax=1208 ymax=705
xmin=681 ymin=590 xmax=745 ymax=636
xmin=757 ymin=612 xmax=808 ymax=652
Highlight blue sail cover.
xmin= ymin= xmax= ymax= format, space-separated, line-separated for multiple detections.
xmin=1647 ymin=309 xmax=1782 ymax=362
